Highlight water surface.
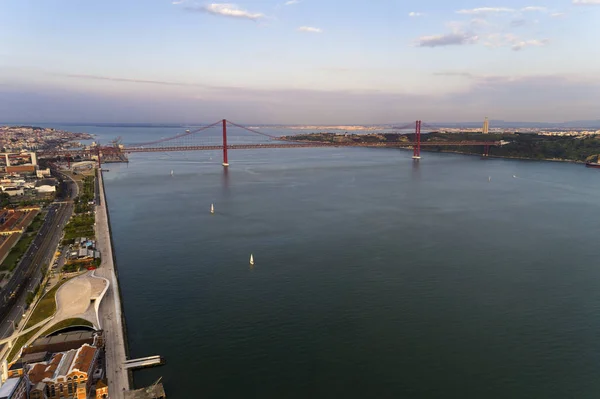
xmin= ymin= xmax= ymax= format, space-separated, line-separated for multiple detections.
xmin=95 ymin=127 xmax=600 ymax=398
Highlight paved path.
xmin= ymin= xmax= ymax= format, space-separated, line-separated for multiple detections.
xmin=0 ymin=316 xmax=54 ymax=346
xmin=94 ymin=170 xmax=130 ymax=394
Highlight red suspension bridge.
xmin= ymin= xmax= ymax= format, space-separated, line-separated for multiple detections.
xmin=40 ymin=119 xmax=500 ymax=167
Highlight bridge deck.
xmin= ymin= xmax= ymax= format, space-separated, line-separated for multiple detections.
xmin=39 ymin=141 xmax=501 ymax=156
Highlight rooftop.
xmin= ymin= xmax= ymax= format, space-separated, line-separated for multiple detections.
xmin=29 ymin=331 xmax=94 ymax=348
xmin=0 ymin=377 xmax=21 ymax=398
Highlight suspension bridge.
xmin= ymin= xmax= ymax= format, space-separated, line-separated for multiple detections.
xmin=40 ymin=120 xmax=501 ymax=167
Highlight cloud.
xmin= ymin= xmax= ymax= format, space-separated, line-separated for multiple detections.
xmin=298 ymin=26 xmax=322 ymax=33
xmin=572 ymin=0 xmax=600 ymax=4
xmin=456 ymin=7 xmax=514 ymax=15
xmin=172 ymin=0 xmax=186 ymax=4
xmin=511 ymin=38 xmax=549 ymax=51
xmin=550 ymin=12 xmax=565 ymax=17
xmin=415 ymin=32 xmax=478 ymax=47
xmin=510 ymin=19 xmax=527 ymax=27
xmin=482 ymin=34 xmax=549 ymax=50
xmin=521 ymin=6 xmax=547 ymax=11
xmin=284 ymin=0 xmax=299 ymax=4
xmin=3 ymin=73 xmax=599 ymax=124
xmin=185 ymin=3 xmax=265 ymax=20
xmin=58 ymin=73 xmax=219 ymax=89
xmin=409 ymin=12 xmax=423 ymax=17
xmin=433 ymin=72 xmax=475 ymax=78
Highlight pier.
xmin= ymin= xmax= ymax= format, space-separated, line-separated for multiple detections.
xmin=123 ymin=355 xmax=165 ymax=370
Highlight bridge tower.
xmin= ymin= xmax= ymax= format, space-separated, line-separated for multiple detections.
xmin=222 ymin=119 xmax=229 ymax=167
xmin=412 ymin=120 xmax=421 ymax=160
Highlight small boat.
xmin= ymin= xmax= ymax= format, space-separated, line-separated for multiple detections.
xmin=488 ymin=176 xmax=491 ymax=182
xmin=210 ymin=203 xmax=214 ymax=214
xmin=170 ymin=170 xmax=174 ymax=176
xmin=585 ymin=162 xmax=600 ymax=169
xmin=513 ymin=175 xmax=517 ymax=178
xmin=249 ymin=254 xmax=254 ymax=265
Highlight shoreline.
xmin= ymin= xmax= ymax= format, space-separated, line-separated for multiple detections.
xmin=95 ymin=168 xmax=132 ymax=392
xmin=395 ymin=147 xmax=587 ymax=165
xmin=99 ymin=168 xmax=133 ymax=385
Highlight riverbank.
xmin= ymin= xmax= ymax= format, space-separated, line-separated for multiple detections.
xmin=94 ymin=168 xmax=131 ymax=392
xmin=422 ymin=148 xmax=587 ymax=165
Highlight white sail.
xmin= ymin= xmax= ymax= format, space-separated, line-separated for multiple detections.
xmin=250 ymin=254 xmax=254 ymax=265
xmin=170 ymin=170 xmax=174 ymax=176
xmin=210 ymin=203 xmax=214 ymax=214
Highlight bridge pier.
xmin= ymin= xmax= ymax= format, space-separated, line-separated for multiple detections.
xmin=412 ymin=120 xmax=421 ymax=160
xmin=222 ymin=119 xmax=229 ymax=167
xmin=483 ymin=144 xmax=490 ymax=157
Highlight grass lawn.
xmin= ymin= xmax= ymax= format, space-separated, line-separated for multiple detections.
xmin=24 ymin=278 xmax=71 ymax=329
xmin=0 ymin=213 xmax=44 ymax=272
xmin=63 ymin=214 xmax=95 ymax=242
xmin=0 ymin=233 xmax=35 ymax=272
xmin=27 ymin=213 xmax=44 ymax=232
xmin=7 ymin=327 xmax=41 ymax=362
xmin=41 ymin=318 xmax=93 ymax=336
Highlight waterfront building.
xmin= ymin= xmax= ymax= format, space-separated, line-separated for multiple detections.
xmin=0 ymin=376 xmax=28 ymax=399
xmin=27 ymin=343 xmax=99 ymax=399
xmin=94 ymin=380 xmax=108 ymax=399
xmin=483 ymin=117 xmax=490 ymax=134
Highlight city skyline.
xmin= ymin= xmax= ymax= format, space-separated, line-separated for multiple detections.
xmin=1 ymin=0 xmax=599 ymax=124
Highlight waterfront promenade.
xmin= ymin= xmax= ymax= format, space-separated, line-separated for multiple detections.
xmin=95 ymin=170 xmax=130 ymax=395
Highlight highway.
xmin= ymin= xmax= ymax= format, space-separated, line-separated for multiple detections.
xmin=0 ymin=173 xmax=76 ymax=345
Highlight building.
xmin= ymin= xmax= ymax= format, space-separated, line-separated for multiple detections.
xmin=36 ymin=169 xmax=51 ymax=179
xmin=1 ymin=152 xmax=37 ymax=168
xmin=27 ymin=343 xmax=100 ymax=399
xmin=5 ymin=166 xmax=36 ymax=175
xmin=0 ymin=376 xmax=28 ymax=399
xmin=1 ymin=187 xmax=24 ymax=197
xmin=22 ymin=332 xmax=99 ymax=357
xmin=482 ymin=117 xmax=490 ymax=134
xmin=94 ymin=380 xmax=108 ymax=399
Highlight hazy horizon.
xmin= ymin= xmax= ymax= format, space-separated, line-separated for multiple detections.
xmin=2 ymin=0 xmax=599 ymax=124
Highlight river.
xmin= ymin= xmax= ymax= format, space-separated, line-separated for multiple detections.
xmin=61 ymin=125 xmax=600 ymax=397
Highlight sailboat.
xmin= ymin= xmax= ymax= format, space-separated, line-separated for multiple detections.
xmin=210 ymin=203 xmax=214 ymax=214
xmin=249 ymin=254 xmax=254 ymax=266
xmin=488 ymin=176 xmax=491 ymax=182
xmin=170 ymin=170 xmax=174 ymax=176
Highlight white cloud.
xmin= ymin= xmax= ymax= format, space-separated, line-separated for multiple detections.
xmin=511 ymin=38 xmax=549 ymax=51
xmin=186 ymin=3 xmax=265 ymax=20
xmin=550 ymin=12 xmax=566 ymax=17
xmin=521 ymin=6 xmax=547 ymax=11
xmin=572 ymin=0 xmax=600 ymax=4
xmin=298 ymin=26 xmax=322 ymax=33
xmin=172 ymin=0 xmax=186 ymax=4
xmin=416 ymin=32 xmax=478 ymax=47
xmin=285 ymin=0 xmax=299 ymax=5
xmin=470 ymin=18 xmax=491 ymax=27
xmin=456 ymin=7 xmax=514 ymax=15
xmin=409 ymin=12 xmax=424 ymax=17
xmin=483 ymin=34 xmax=549 ymax=50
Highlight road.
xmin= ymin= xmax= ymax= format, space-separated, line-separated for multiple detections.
xmin=0 ymin=171 xmax=77 ymax=347
xmin=94 ymin=170 xmax=130 ymax=393
xmin=0 ymin=203 xmax=72 ymax=337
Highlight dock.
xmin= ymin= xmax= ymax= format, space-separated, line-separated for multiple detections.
xmin=124 ymin=383 xmax=166 ymax=399
xmin=123 ymin=355 xmax=165 ymax=370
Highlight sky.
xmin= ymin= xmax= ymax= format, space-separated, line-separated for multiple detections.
xmin=1 ymin=0 xmax=599 ymax=124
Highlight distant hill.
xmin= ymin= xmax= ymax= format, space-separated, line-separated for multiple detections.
xmin=430 ymin=120 xmax=600 ymax=129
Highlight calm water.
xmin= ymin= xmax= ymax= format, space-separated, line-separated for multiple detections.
xmin=86 ymin=126 xmax=600 ymax=398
